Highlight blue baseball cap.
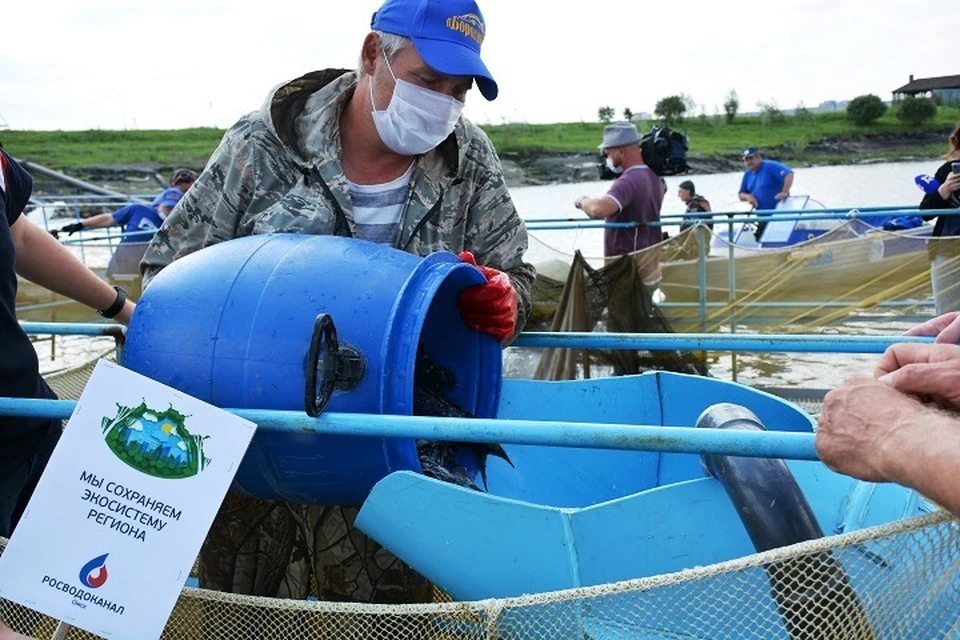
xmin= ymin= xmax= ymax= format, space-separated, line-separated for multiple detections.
xmin=157 ymin=188 xmax=182 ymax=209
xmin=371 ymin=0 xmax=498 ymax=101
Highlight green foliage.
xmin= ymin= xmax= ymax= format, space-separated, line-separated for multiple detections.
xmin=757 ymin=100 xmax=787 ymax=125
xmin=623 ymin=108 xmax=633 ymax=121
xmin=723 ymin=90 xmax=739 ymax=124
xmin=6 ymin=105 xmax=960 ymax=170
xmin=846 ymin=94 xmax=887 ymax=126
xmin=598 ymin=106 xmax=615 ymax=123
xmin=1 ymin=128 xmax=223 ymax=169
xmin=655 ymin=95 xmax=687 ymax=126
xmin=897 ymin=96 xmax=938 ymax=127
xmin=794 ymin=103 xmax=814 ymax=126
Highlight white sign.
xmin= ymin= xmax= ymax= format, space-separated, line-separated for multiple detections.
xmin=0 ymin=360 xmax=257 ymax=639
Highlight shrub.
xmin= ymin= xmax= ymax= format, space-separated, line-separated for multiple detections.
xmin=723 ymin=90 xmax=739 ymax=124
xmin=598 ymin=106 xmax=615 ymax=123
xmin=846 ymin=94 xmax=887 ymax=126
xmin=897 ymin=96 xmax=937 ymax=127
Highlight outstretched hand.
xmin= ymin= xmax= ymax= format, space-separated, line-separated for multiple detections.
xmin=817 ymin=376 xmax=927 ymax=483
xmin=457 ymin=251 xmax=517 ymax=343
xmin=875 ymin=342 xmax=960 ymax=411
xmin=905 ymin=311 xmax=960 ymax=344
xmin=58 ymin=222 xmax=85 ymax=236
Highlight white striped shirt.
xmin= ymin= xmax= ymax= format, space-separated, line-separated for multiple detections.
xmin=347 ymin=163 xmax=414 ymax=245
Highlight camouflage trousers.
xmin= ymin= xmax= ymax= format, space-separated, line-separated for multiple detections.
xmin=198 ymin=492 xmax=432 ymax=603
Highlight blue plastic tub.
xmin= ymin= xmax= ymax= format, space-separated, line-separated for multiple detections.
xmin=123 ymin=233 xmax=502 ymax=504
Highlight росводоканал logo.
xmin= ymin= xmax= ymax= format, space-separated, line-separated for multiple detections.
xmin=101 ymin=403 xmax=210 ymax=479
xmin=79 ymin=553 xmax=109 ymax=589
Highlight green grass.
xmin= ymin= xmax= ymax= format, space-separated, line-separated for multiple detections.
xmin=0 ymin=128 xmax=225 ymax=169
xmin=484 ymin=105 xmax=960 ymax=158
xmin=2 ymin=104 xmax=959 ymax=169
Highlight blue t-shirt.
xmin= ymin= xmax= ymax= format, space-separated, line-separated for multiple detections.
xmin=739 ymin=160 xmax=793 ymax=211
xmin=111 ymin=204 xmax=165 ymax=242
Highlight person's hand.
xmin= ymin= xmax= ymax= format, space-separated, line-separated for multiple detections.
xmin=938 ymin=171 xmax=960 ymax=200
xmin=774 ymin=191 xmax=789 ymax=201
xmin=49 ymin=228 xmax=60 ymax=240
xmin=457 ymin=251 xmax=517 ymax=343
xmin=905 ymin=311 xmax=960 ymax=344
xmin=874 ymin=342 xmax=960 ymax=411
xmin=741 ymin=194 xmax=758 ymax=208
xmin=58 ymin=222 xmax=85 ymax=236
xmin=817 ymin=376 xmax=928 ymax=482
xmin=574 ymin=196 xmax=587 ymax=211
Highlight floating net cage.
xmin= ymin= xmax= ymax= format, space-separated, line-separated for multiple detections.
xmin=526 ymin=221 xmax=957 ymax=337
xmin=8 ymin=225 xmax=960 ymax=638
xmin=2 ymin=510 xmax=958 ymax=639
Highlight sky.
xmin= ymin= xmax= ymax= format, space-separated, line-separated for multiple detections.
xmin=1 ymin=0 xmax=957 ymax=132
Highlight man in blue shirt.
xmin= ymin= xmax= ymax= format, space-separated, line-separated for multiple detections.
xmin=738 ymin=146 xmax=794 ymax=210
xmin=738 ymin=146 xmax=794 ymax=238
xmin=53 ymin=188 xmax=183 ymax=243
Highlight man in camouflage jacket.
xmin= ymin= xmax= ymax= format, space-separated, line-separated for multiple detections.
xmin=140 ymin=74 xmax=533 ymax=330
xmin=139 ymin=0 xmax=534 ymax=605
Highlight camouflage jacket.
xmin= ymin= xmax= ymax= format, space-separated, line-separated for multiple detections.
xmin=141 ymin=69 xmax=535 ymax=333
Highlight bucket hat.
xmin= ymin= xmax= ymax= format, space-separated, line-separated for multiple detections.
xmin=598 ymin=122 xmax=642 ymax=151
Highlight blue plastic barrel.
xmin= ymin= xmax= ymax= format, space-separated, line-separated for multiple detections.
xmin=123 ymin=233 xmax=502 ymax=504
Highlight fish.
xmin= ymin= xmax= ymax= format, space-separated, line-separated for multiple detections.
xmin=413 ymin=351 xmax=514 ymax=491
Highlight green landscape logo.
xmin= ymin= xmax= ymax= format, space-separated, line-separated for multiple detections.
xmin=101 ymin=402 xmax=210 ymax=479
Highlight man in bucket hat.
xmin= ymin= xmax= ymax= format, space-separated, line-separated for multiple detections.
xmin=141 ymin=0 xmax=533 ymax=605
xmin=573 ymin=122 xmax=666 ymax=260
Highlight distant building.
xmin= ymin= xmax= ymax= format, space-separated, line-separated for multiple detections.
xmin=893 ymin=74 xmax=960 ymax=105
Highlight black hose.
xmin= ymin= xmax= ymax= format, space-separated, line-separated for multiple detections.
xmin=698 ymin=403 xmax=875 ymax=640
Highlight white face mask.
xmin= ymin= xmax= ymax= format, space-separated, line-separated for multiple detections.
xmin=371 ymin=52 xmax=464 ymax=156
xmin=605 ymin=156 xmax=624 ymax=174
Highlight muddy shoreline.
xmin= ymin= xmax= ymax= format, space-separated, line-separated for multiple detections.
xmin=30 ymin=131 xmax=947 ymax=195
xmin=498 ymin=131 xmax=947 ymax=187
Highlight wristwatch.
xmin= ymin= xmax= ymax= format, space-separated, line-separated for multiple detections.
xmin=98 ymin=286 xmax=128 ymax=319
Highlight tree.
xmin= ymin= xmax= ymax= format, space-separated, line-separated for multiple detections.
xmin=598 ymin=106 xmax=615 ymax=123
xmin=897 ymin=96 xmax=937 ymax=127
xmin=623 ymin=108 xmax=633 ymax=121
xmin=794 ymin=102 xmax=814 ymax=126
xmin=757 ymin=99 xmax=787 ymax=125
xmin=723 ymin=90 xmax=739 ymax=124
xmin=654 ymin=95 xmax=687 ymax=126
xmin=846 ymin=94 xmax=887 ymax=126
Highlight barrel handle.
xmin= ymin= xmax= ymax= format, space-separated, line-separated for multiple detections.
xmin=304 ymin=313 xmax=366 ymax=417
xmin=305 ymin=314 xmax=338 ymax=417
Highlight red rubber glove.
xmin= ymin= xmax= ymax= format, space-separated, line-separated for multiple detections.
xmin=457 ymin=251 xmax=518 ymax=343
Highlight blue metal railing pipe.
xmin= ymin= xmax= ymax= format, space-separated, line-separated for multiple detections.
xmin=0 ymin=397 xmax=820 ymax=460
xmin=512 ymin=332 xmax=934 ymax=353
xmin=20 ymin=322 xmax=934 ymax=353
xmin=527 ymin=203 xmax=922 ymax=224
xmin=525 ymin=208 xmax=957 ymax=231
xmin=20 ymin=322 xmax=125 ymax=338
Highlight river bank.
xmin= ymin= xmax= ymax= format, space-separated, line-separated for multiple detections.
xmin=498 ymin=130 xmax=947 ymax=187
xmin=19 ymin=130 xmax=948 ymax=195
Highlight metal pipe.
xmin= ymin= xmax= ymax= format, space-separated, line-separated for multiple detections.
xmin=526 ymin=208 xmax=957 ymax=230
xmin=512 ymin=332 xmax=933 ymax=353
xmin=19 ymin=321 xmax=934 ymax=353
xmin=20 ymin=322 xmax=126 ymax=339
xmin=0 ymin=397 xmax=820 ymax=460
xmin=656 ymin=300 xmax=935 ymax=308
xmin=528 ymin=204 xmax=922 ymax=224
xmin=16 ymin=159 xmax=148 ymax=204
